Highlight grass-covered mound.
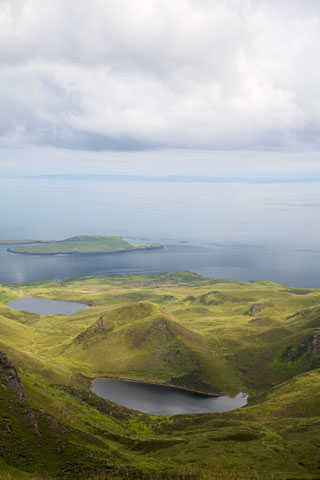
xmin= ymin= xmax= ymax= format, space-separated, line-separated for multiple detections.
xmin=7 ymin=235 xmax=162 ymax=255
xmin=67 ymin=301 xmax=236 ymax=394
xmin=0 ymin=272 xmax=320 ymax=478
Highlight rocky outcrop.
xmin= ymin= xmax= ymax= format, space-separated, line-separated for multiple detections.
xmin=249 ymin=304 xmax=262 ymax=315
xmin=24 ymin=410 xmax=39 ymax=433
xmin=287 ymin=309 xmax=307 ymax=319
xmin=0 ymin=351 xmax=26 ymax=406
xmin=282 ymin=345 xmax=295 ymax=362
xmin=282 ymin=334 xmax=320 ymax=362
xmin=74 ymin=316 xmax=106 ymax=343
xmin=305 ymin=333 xmax=320 ymax=353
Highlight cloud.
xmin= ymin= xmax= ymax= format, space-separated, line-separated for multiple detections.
xmin=0 ymin=0 xmax=320 ymax=151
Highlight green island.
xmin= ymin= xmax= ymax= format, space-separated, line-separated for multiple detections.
xmin=7 ymin=235 xmax=162 ymax=255
xmin=1 ymin=272 xmax=320 ymax=479
xmin=0 ymin=240 xmax=51 ymax=245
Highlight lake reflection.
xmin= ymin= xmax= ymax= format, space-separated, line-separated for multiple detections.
xmin=91 ymin=378 xmax=248 ymax=415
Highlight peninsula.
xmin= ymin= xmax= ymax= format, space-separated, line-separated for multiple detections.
xmin=7 ymin=235 xmax=163 ymax=255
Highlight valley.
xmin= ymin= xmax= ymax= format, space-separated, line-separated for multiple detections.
xmin=1 ymin=272 xmax=320 ymax=478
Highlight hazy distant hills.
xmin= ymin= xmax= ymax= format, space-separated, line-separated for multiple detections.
xmin=28 ymin=173 xmax=320 ymax=183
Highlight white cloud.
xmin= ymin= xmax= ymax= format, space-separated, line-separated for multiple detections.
xmin=0 ymin=0 xmax=319 ymax=151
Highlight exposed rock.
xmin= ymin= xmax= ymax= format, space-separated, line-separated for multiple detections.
xmin=0 ymin=351 xmax=26 ymax=406
xmin=24 ymin=410 xmax=39 ymax=433
xmin=303 ymin=333 xmax=320 ymax=353
xmin=249 ymin=317 xmax=273 ymax=326
xmin=249 ymin=304 xmax=262 ymax=315
xmin=74 ymin=316 xmax=106 ymax=343
xmin=282 ymin=334 xmax=320 ymax=362
xmin=165 ymin=349 xmax=181 ymax=364
xmin=282 ymin=345 xmax=294 ymax=362
xmin=251 ymin=317 xmax=262 ymax=323
xmin=82 ymin=339 xmax=97 ymax=349
xmin=287 ymin=310 xmax=307 ymax=319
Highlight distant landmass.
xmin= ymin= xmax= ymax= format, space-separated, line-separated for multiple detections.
xmin=27 ymin=173 xmax=320 ymax=183
xmin=0 ymin=240 xmax=51 ymax=245
xmin=7 ymin=235 xmax=162 ymax=255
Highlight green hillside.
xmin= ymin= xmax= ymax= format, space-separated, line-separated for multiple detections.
xmin=66 ymin=301 xmax=240 ymax=394
xmin=0 ymin=272 xmax=320 ymax=478
xmin=7 ymin=235 xmax=162 ymax=254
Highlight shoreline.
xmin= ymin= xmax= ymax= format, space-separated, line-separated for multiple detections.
xmin=7 ymin=245 xmax=163 ymax=256
xmin=1 ymin=240 xmax=52 ymax=245
xmin=91 ymin=376 xmax=221 ymax=397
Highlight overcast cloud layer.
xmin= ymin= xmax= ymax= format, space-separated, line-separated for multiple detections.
xmin=0 ymin=0 xmax=320 ymax=156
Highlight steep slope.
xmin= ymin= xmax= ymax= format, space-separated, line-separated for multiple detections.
xmin=1 ymin=350 xmax=320 ymax=480
xmin=64 ymin=302 xmax=241 ymax=394
xmin=230 ymin=304 xmax=320 ymax=390
xmin=0 ymin=351 xmax=152 ymax=479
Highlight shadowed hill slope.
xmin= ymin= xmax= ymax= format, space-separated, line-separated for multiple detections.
xmin=65 ymin=301 xmax=240 ymax=394
xmin=1 ymin=351 xmax=320 ymax=479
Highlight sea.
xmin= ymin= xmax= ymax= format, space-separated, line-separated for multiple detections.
xmin=1 ymin=177 xmax=320 ymax=287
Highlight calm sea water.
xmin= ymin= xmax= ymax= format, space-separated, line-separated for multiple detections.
xmin=91 ymin=378 xmax=248 ymax=415
xmin=1 ymin=178 xmax=320 ymax=286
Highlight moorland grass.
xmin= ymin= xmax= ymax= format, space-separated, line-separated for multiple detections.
xmin=0 ymin=273 xmax=320 ymax=478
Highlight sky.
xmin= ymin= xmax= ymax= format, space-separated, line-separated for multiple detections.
xmin=0 ymin=0 xmax=320 ymax=178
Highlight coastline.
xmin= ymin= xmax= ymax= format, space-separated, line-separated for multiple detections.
xmin=0 ymin=240 xmax=52 ymax=245
xmin=7 ymin=245 xmax=163 ymax=256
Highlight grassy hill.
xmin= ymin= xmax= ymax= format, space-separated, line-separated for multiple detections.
xmin=66 ymin=301 xmax=240 ymax=394
xmin=0 ymin=272 xmax=320 ymax=478
xmin=7 ymin=235 xmax=162 ymax=255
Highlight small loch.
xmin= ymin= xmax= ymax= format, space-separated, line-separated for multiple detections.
xmin=91 ymin=378 xmax=248 ymax=415
xmin=6 ymin=297 xmax=89 ymax=315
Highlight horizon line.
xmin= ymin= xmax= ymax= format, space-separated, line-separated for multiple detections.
xmin=24 ymin=173 xmax=320 ymax=184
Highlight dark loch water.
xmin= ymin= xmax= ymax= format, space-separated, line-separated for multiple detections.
xmin=6 ymin=297 xmax=89 ymax=314
xmin=91 ymin=378 xmax=248 ymax=415
xmin=1 ymin=179 xmax=320 ymax=286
